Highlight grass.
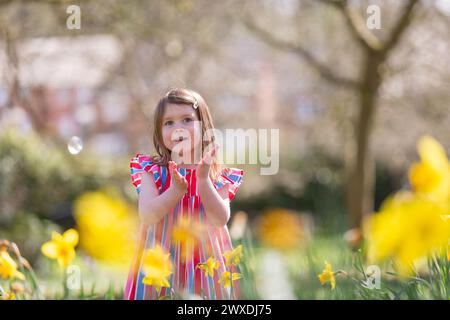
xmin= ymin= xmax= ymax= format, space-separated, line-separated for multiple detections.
xmin=1 ymin=232 xmax=448 ymax=300
xmin=237 ymin=232 xmax=449 ymax=300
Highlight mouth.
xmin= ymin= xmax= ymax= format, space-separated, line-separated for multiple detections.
xmin=172 ymin=136 xmax=187 ymax=142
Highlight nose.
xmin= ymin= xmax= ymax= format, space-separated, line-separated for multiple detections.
xmin=173 ymin=127 xmax=187 ymax=134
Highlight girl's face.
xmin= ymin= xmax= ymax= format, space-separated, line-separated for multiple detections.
xmin=161 ymin=103 xmax=202 ymax=162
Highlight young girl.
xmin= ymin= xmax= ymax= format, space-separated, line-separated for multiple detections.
xmin=124 ymin=88 xmax=244 ymax=300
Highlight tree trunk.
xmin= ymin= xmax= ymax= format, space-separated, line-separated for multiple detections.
xmin=347 ymin=50 xmax=383 ymax=230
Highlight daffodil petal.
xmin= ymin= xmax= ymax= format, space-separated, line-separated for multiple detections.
xmin=41 ymin=242 xmax=58 ymax=259
xmin=142 ymin=275 xmax=153 ymax=285
xmin=63 ymin=229 xmax=79 ymax=247
xmin=57 ymin=248 xmax=75 ymax=268
xmin=418 ymin=135 xmax=449 ymax=169
xmin=51 ymin=231 xmax=63 ymax=242
xmin=231 ymin=273 xmax=242 ymax=280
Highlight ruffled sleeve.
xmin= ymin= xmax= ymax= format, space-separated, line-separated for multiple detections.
xmin=130 ymin=153 xmax=161 ymax=195
xmin=213 ymin=167 xmax=244 ymax=201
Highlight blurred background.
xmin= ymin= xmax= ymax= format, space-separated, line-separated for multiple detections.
xmin=1 ymin=0 xmax=449 ymax=299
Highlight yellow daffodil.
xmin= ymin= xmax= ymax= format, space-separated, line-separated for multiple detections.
xmin=172 ymin=217 xmax=198 ymax=244
xmin=0 ymin=248 xmax=25 ymax=280
xmin=74 ymin=189 xmax=138 ymax=266
xmin=365 ymin=192 xmax=450 ymax=275
xmin=223 ymin=245 xmax=243 ymax=267
xmin=197 ymin=257 xmax=220 ymax=278
xmin=318 ymin=261 xmax=336 ymax=290
xmin=409 ymin=135 xmax=450 ymax=209
xmin=218 ymin=271 xmax=242 ymax=288
xmin=0 ymin=291 xmax=16 ymax=300
xmin=172 ymin=216 xmax=205 ymax=263
xmin=41 ymin=229 xmax=79 ymax=268
xmin=255 ymin=208 xmax=307 ymax=250
xmin=142 ymin=245 xmax=173 ymax=292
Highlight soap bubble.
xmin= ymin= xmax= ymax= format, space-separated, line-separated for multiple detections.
xmin=68 ymin=136 xmax=83 ymax=155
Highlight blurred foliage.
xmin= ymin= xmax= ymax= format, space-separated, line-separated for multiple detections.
xmin=0 ymin=128 xmax=131 ymax=222
xmin=0 ymin=213 xmax=56 ymax=267
xmin=0 ymin=128 xmax=129 ymax=262
xmin=236 ymin=149 xmax=404 ymax=233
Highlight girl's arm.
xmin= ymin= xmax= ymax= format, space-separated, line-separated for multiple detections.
xmin=197 ymin=176 xmax=231 ymax=227
xmin=138 ymin=162 xmax=187 ymax=225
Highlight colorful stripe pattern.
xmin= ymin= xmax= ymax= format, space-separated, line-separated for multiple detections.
xmin=125 ymin=153 xmax=244 ymax=300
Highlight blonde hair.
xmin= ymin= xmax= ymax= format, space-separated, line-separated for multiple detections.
xmin=151 ymin=88 xmax=222 ymax=180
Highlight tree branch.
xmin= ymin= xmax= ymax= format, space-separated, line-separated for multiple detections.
xmin=1 ymin=25 xmax=48 ymax=133
xmin=318 ymin=0 xmax=383 ymax=51
xmin=239 ymin=12 xmax=359 ymax=89
xmin=383 ymin=0 xmax=420 ymax=53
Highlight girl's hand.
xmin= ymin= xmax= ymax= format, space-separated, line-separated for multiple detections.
xmin=196 ymin=144 xmax=219 ymax=181
xmin=168 ymin=161 xmax=188 ymax=197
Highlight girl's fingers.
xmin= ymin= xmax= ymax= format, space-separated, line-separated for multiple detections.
xmin=168 ymin=162 xmax=175 ymax=174
xmin=169 ymin=161 xmax=187 ymax=185
xmin=169 ymin=163 xmax=177 ymax=176
xmin=200 ymin=150 xmax=212 ymax=165
xmin=206 ymin=154 xmax=213 ymax=165
xmin=202 ymin=144 xmax=219 ymax=165
xmin=173 ymin=169 xmax=182 ymax=181
xmin=211 ymin=144 xmax=219 ymax=157
xmin=168 ymin=161 xmax=189 ymax=187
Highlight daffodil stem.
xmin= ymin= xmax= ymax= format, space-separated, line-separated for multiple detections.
xmin=432 ymin=253 xmax=448 ymax=298
xmin=25 ymin=267 xmax=44 ymax=299
xmin=62 ymin=267 xmax=69 ymax=299
xmin=229 ymin=266 xmax=235 ymax=300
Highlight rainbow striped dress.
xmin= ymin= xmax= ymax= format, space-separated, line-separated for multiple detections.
xmin=124 ymin=153 xmax=244 ymax=300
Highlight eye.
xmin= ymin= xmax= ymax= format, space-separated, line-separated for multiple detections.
xmin=164 ymin=120 xmax=174 ymax=126
xmin=183 ymin=117 xmax=193 ymax=123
